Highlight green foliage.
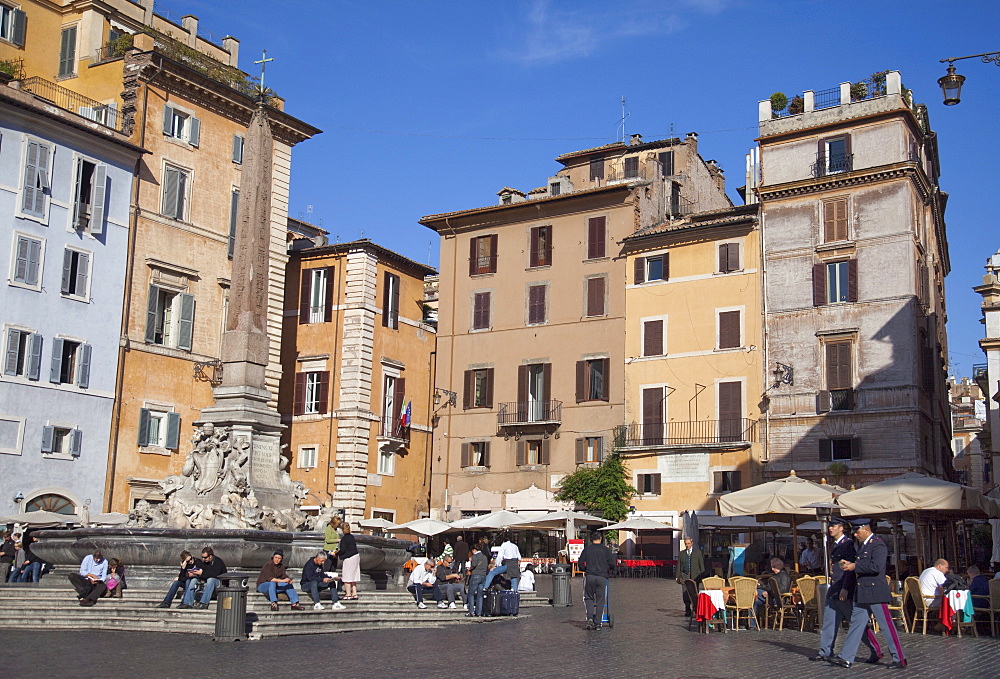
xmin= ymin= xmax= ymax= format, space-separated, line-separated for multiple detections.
xmin=827 ymin=462 xmax=849 ymax=476
xmin=107 ymin=33 xmax=134 ymax=57
xmin=769 ymin=92 xmax=788 ymax=113
xmin=554 ymin=454 xmax=636 ymax=523
xmin=850 ymin=81 xmax=868 ymax=101
xmin=146 ymin=28 xmax=270 ymax=99
xmin=0 ymin=58 xmax=24 ymax=79
xmin=787 ymin=95 xmax=804 ymax=115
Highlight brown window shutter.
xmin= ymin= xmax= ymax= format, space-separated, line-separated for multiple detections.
xmin=473 ymin=292 xmax=490 ymax=330
xmin=823 ymin=201 xmax=836 ymax=242
xmin=659 ymin=151 xmax=674 ymax=177
xmin=529 ymin=227 xmax=539 ymax=267
xmin=590 ymin=158 xmax=604 ymax=181
xmin=484 ymin=368 xmax=494 ymax=407
xmin=392 ymin=377 xmax=406 ymax=434
xmin=575 ymin=438 xmax=585 ymax=464
xmin=642 ymin=387 xmax=662 ymax=435
xmin=299 ymin=270 xmax=310 ymax=324
xmin=517 ymin=364 xmax=528 ymax=404
xmin=542 ymin=363 xmax=552 ymax=403
xmin=596 ymin=437 xmax=604 ymax=461
xmin=381 ymin=272 xmax=390 ymax=328
xmin=488 ymin=235 xmax=498 ymax=272
xmin=324 ymin=267 xmax=335 ymax=322
xmin=482 ymin=441 xmax=490 ymax=467
xmin=317 ymin=371 xmax=330 ymax=413
xmin=586 ymin=277 xmax=605 ymax=317
xmin=389 ymin=274 xmax=400 ymax=329
xmin=588 ymin=217 xmax=606 ymax=259
xmin=516 ymin=440 xmax=526 ymax=467
xmin=652 ymin=474 xmax=662 ymax=495
xmin=643 ymin=320 xmax=663 ymax=356
xmin=729 ymin=244 xmax=740 ymax=272
xmin=835 ymin=199 xmax=848 ymax=240
xmin=541 ymin=226 xmax=552 ymax=266
xmin=634 ymin=258 xmax=645 ymax=285
xmin=847 ymin=258 xmax=858 ymax=302
xmin=293 ymin=373 xmax=306 ymax=415
xmin=816 ymin=139 xmax=827 ymax=177
xmin=540 ymin=438 xmax=550 ymax=465
xmin=718 ymin=381 xmax=742 ymax=441
xmin=826 ymin=342 xmax=852 ymax=389
xmin=528 ymin=285 xmax=546 ymax=324
xmin=718 ymin=311 xmax=740 ymax=349
xmin=850 ymin=438 xmax=861 ymax=460
xmin=463 ymin=370 xmax=474 ymax=409
xmin=461 ymin=443 xmax=471 ymax=468
xmin=819 ymin=438 xmax=832 ymax=461
xmin=469 ymin=238 xmax=478 ymax=276
xmin=719 ymin=244 xmax=729 ymax=273
xmin=813 ymin=263 xmax=826 ymax=306
xmin=600 ymin=358 xmax=610 ymax=401
xmin=662 ymin=253 xmax=670 ymax=280
xmin=817 ymin=391 xmax=831 ymax=413
xmin=575 ymin=360 xmax=585 ymax=403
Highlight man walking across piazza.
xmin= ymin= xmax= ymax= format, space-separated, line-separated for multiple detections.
xmin=577 ymin=531 xmax=616 ymax=631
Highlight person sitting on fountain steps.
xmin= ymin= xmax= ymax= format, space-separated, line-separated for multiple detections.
xmin=257 ymin=549 xmax=304 ymax=611
xmin=301 ymin=551 xmax=346 ymax=610
xmin=179 ymin=545 xmax=227 ymax=610
xmin=157 ymin=550 xmax=196 ymax=608
xmin=69 ymin=550 xmax=109 ymax=607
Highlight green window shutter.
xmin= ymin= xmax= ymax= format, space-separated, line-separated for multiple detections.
xmin=58 ymin=26 xmax=77 ymax=77
xmin=76 ymin=343 xmax=91 ymax=388
xmin=137 ymin=408 xmax=151 ymax=446
xmin=232 ymin=135 xmax=243 ymax=163
xmin=145 ymin=285 xmax=160 ymax=343
xmin=61 ymin=249 xmax=73 ymax=294
xmin=49 ymin=337 xmax=64 ymax=383
xmin=176 ymin=292 xmax=195 ymax=351
xmin=162 ymin=105 xmax=175 ymax=135
xmin=228 ymin=189 xmax=239 ymax=258
xmin=27 ymin=334 xmax=42 ymax=380
xmin=165 ymin=412 xmax=181 ymax=449
xmin=162 ymin=166 xmax=180 ymax=218
xmin=4 ymin=330 xmax=20 ymax=376
xmin=188 ymin=116 xmax=201 ymax=147
xmin=88 ymin=165 xmax=107 ymax=234
xmin=11 ymin=9 xmax=26 ymax=47
xmin=41 ymin=426 xmax=55 ymax=453
xmin=70 ymin=429 xmax=82 ymax=457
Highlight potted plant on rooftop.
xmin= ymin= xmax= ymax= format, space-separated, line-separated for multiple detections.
xmin=769 ymin=92 xmax=788 ymax=118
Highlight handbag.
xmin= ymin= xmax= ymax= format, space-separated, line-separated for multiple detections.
xmin=106 ymin=576 xmax=119 ymax=589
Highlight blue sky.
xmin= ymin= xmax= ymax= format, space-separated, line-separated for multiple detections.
xmin=162 ymin=0 xmax=999 ymax=378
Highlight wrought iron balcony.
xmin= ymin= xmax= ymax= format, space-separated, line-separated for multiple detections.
xmin=811 ymin=153 xmax=853 ymax=178
xmin=497 ymin=400 xmax=562 ymax=427
xmin=614 ymin=419 xmax=757 ymax=450
xmin=20 ymin=77 xmax=124 ymax=133
xmin=972 ymin=364 xmax=989 ymax=393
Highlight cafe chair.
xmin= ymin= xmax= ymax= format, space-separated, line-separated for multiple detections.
xmin=885 ymin=575 xmax=910 ymax=633
xmin=766 ymin=575 xmax=799 ymax=630
xmin=726 ymin=577 xmax=759 ymax=631
xmin=905 ymin=576 xmax=938 ymax=635
xmin=702 ymin=575 xmax=725 ymax=590
xmin=973 ymin=579 xmax=1000 ymax=637
xmin=797 ymin=576 xmax=820 ymax=632
xmin=684 ymin=579 xmax=701 ymax=631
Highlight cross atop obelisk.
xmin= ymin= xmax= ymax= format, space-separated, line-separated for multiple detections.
xmin=254 ymin=49 xmax=274 ymax=94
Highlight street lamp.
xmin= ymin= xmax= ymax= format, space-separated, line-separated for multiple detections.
xmin=938 ymin=51 xmax=1000 ymax=105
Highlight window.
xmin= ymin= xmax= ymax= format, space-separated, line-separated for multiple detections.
xmin=576 ymin=358 xmax=609 ymax=402
xmin=49 ymin=338 xmax=90 ymax=387
xmin=633 ymin=254 xmax=668 ymax=284
xmin=381 ymin=373 xmax=405 ymax=438
xmin=658 ymin=151 xmax=674 ymax=178
xmin=4 ymin=329 xmax=41 ymax=380
xmin=820 ymin=438 xmax=860 ymax=462
xmin=713 ymin=471 xmax=741 ymax=493
xmin=58 ymin=26 xmax=77 ymax=78
xmin=378 ymin=448 xmax=395 ymax=475
xmin=382 ymin=272 xmax=400 ymax=329
xmin=71 ymin=159 xmax=107 ymax=234
xmin=575 ymin=436 xmax=603 ymax=464
xmin=818 ymin=340 xmax=854 ymax=412
xmin=78 ymin=103 xmax=118 ymax=129
xmin=818 ymin=260 xmax=856 ymax=305
xmin=137 ymin=408 xmax=180 ymax=449
xmin=718 ymin=243 xmax=740 ymax=273
xmin=641 ymin=386 xmax=666 ymax=445
xmin=587 ymin=216 xmax=606 ymax=259
xmin=527 ymin=284 xmax=547 ymax=325
xmin=819 ymin=136 xmax=851 ymax=175
xmin=529 ymin=226 xmax=552 ymax=267
xmin=822 ymin=198 xmax=849 ymax=242
xmin=463 ymin=368 xmax=494 ymax=409
xmin=61 ymin=249 xmax=90 ymax=299
xmin=294 ymin=371 xmax=330 ymax=415
xmin=21 ymin=140 xmax=51 ymax=218
xmin=718 ymin=381 xmax=743 ymax=442
xmin=162 ymin=105 xmax=200 ymax=146
xmin=161 ymin=164 xmax=189 ymax=220
xmin=299 ymin=266 xmax=333 ymax=324
xmin=643 ymin=319 xmax=664 ymax=357
xmin=589 ymin=159 xmax=604 ymax=181
xmin=549 ymin=182 xmax=561 ymax=197
xmin=637 ymin=473 xmax=661 ymax=495
xmin=517 ymin=439 xmax=548 ymax=466
xmin=469 ymin=235 xmax=497 ymax=275
xmin=624 ymin=156 xmax=639 ymax=179
xmin=42 ymin=425 xmax=81 ymax=457
xmin=717 ymin=310 xmax=741 ymax=349
xmin=0 ymin=4 xmax=26 ymax=46
xmin=227 ymin=189 xmax=239 ymax=258
xmin=232 ymin=135 xmax=244 ymax=164
xmin=11 ymin=235 xmax=42 ymax=287
xmin=461 ymin=441 xmax=490 ymax=468
xmin=585 ymin=276 xmax=606 ymax=317
xmin=517 ymin=363 xmax=551 ymax=422
xmin=298 ymin=446 xmax=318 ymax=469
xmin=501 ymin=193 xmax=512 ymax=205
xmin=145 ymin=285 xmax=195 ymax=350
xmin=471 ymin=291 xmax=491 ymax=331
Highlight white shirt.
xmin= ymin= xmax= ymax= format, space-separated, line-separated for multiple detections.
xmin=408 ymin=566 xmax=436 ymax=587
xmin=495 ymin=541 xmax=522 ymax=563
xmin=78 ymin=554 xmax=108 ymax=581
xmin=918 ymin=566 xmax=948 ymax=607
xmin=518 ymin=569 xmax=536 ymax=592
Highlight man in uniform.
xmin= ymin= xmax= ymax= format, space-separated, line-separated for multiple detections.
xmin=811 ymin=517 xmax=881 ymax=664
xmin=676 ymin=537 xmax=705 ymax=617
xmin=830 ymin=519 xmax=906 ymax=669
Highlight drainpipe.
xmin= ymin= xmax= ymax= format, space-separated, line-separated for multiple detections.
xmin=757 ymin=157 xmax=771 ymax=468
xmin=324 ymin=251 xmax=345 ymax=504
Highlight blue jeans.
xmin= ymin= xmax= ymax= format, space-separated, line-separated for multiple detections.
xmin=15 ymin=561 xmax=42 ymax=582
xmin=483 ymin=564 xmax=519 ymax=593
xmin=257 ymin=581 xmax=300 ymax=604
xmin=161 ymin=579 xmax=185 ymax=605
xmin=182 ymin=577 xmax=220 ymax=605
xmin=467 ymin=574 xmax=486 ymax=615
xmin=407 ymin=583 xmax=441 ymax=604
xmin=303 ymin=580 xmax=339 ymax=604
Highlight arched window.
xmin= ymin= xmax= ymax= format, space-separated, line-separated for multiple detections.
xmin=25 ymin=493 xmax=76 ymax=514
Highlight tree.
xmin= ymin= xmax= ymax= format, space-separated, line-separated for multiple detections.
xmin=554 ymin=454 xmax=636 ymax=523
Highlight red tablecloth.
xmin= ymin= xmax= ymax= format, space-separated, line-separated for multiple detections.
xmin=617 ymin=559 xmax=677 ymax=567
xmin=696 ymin=591 xmax=720 ymax=622
xmin=940 ymin=595 xmax=954 ymax=634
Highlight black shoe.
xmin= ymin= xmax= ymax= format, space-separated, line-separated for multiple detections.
xmin=195 ymin=602 xmax=209 ymax=610
xmin=886 ymin=661 xmax=907 ymax=669
xmin=465 ymin=613 xmax=475 ymax=617
xmin=684 ymin=609 xmax=692 ymax=617
xmin=594 ymin=623 xmax=603 ymax=631
xmin=865 ymin=654 xmax=883 ymax=665
xmin=156 ymin=602 xmax=170 ymax=609
xmin=585 ymin=621 xmax=596 ymax=630
xmin=177 ymin=603 xmax=192 ymax=609
xmin=810 ymin=655 xmax=829 ymax=662
xmin=827 ymin=657 xmax=851 ymax=669
xmin=79 ymin=599 xmax=96 ymax=607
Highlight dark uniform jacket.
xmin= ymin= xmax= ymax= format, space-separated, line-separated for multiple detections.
xmin=826 ymin=536 xmax=858 ymax=601
xmin=679 ymin=547 xmax=705 ymax=582
xmin=853 ymin=535 xmax=891 ymax=604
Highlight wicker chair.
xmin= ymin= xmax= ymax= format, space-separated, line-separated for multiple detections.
xmin=702 ymin=575 xmax=725 ymax=590
xmin=973 ymin=579 xmax=1000 ymax=637
xmin=797 ymin=576 xmax=819 ymax=631
xmin=765 ymin=575 xmax=799 ymax=630
xmin=905 ymin=576 xmax=938 ymax=635
xmin=726 ymin=577 xmax=759 ymax=631
xmin=684 ymin=578 xmax=700 ymax=631
xmin=885 ymin=575 xmax=909 ymax=633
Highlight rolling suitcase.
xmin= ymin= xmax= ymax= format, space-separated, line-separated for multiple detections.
xmin=484 ymin=589 xmax=520 ymax=616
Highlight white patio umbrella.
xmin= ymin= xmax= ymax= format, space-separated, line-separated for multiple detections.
xmin=87 ymin=512 xmax=129 ymax=526
xmin=387 ymin=518 xmax=453 ymax=537
xmin=358 ymin=517 xmax=395 ymax=529
xmin=837 ymin=472 xmax=1000 ymax=518
xmin=453 ymin=510 xmax=525 ymax=530
xmin=510 ymin=509 xmax=609 ymax=529
xmin=0 ymin=511 xmax=81 ymax=527
xmin=600 ymin=516 xmax=680 ymax=531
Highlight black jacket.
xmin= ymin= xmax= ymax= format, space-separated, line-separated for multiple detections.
xmin=827 ymin=536 xmax=858 ymax=600
xmin=853 ymin=536 xmax=891 ymax=604
xmin=176 ymin=557 xmax=196 ymax=582
xmin=0 ymin=538 xmax=15 ymax=563
xmin=195 ymin=556 xmax=227 ymax=582
xmin=577 ymin=543 xmax=615 ymax=578
xmin=679 ymin=547 xmax=705 ymax=582
xmin=337 ymin=534 xmax=358 ymax=560
xmin=301 ymin=559 xmax=329 ymax=586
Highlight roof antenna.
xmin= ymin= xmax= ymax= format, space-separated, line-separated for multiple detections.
xmin=619 ymin=96 xmax=630 ymax=143
xmin=427 ymin=240 xmax=433 ymax=266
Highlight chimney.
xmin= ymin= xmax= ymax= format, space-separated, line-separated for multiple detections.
xmin=685 ymin=131 xmax=698 ymax=153
xmin=629 ymin=133 xmax=642 ymax=146
xmin=182 ymin=15 xmax=199 ymax=48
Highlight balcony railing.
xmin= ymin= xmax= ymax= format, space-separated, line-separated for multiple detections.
xmin=811 ymin=153 xmax=853 ymax=178
xmin=20 ymin=77 xmax=124 ymax=133
xmin=497 ymin=400 xmax=562 ymax=427
xmin=614 ymin=419 xmax=757 ymax=448
xmin=973 ymin=364 xmax=988 ymax=381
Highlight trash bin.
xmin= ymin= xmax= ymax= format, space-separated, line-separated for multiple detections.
xmin=213 ymin=585 xmax=248 ymax=642
xmin=816 ymin=583 xmax=828 ymax=628
xmin=552 ymin=563 xmax=572 ymax=607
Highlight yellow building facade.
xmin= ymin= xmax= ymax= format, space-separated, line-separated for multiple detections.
xmin=619 ymin=204 xmax=763 ymax=536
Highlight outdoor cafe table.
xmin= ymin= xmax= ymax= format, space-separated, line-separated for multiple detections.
xmin=940 ymin=590 xmax=974 ymax=635
xmin=696 ymin=589 xmax=728 ymax=632
xmin=616 ymin=559 xmax=676 ymax=567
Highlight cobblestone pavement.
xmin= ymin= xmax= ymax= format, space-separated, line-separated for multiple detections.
xmin=7 ymin=578 xmax=998 ymax=678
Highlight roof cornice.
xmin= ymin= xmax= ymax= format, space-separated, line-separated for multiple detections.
xmin=757 ymin=163 xmax=932 ymax=202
